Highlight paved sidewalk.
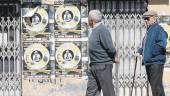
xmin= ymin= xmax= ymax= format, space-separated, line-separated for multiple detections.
xmin=163 ymin=68 xmax=170 ymax=96
xmin=22 ymin=68 xmax=170 ymax=96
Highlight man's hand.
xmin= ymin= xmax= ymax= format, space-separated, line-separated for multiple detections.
xmin=114 ymin=57 xmax=120 ymax=64
xmin=134 ymin=53 xmax=141 ymax=57
xmin=114 ymin=52 xmax=120 ymax=64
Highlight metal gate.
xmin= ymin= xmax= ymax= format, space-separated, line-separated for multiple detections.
xmin=0 ymin=17 xmax=21 ymax=96
xmin=103 ymin=14 xmax=149 ymax=96
xmin=0 ymin=3 xmax=21 ymax=96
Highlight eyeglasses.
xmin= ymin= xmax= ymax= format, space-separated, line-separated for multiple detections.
xmin=143 ymin=16 xmax=150 ymax=21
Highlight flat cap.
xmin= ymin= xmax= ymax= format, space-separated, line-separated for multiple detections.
xmin=143 ymin=10 xmax=158 ymax=17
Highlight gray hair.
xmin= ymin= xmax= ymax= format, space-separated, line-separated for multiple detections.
xmin=88 ymin=10 xmax=102 ymax=23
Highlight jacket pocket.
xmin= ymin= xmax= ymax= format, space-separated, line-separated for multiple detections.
xmin=152 ymin=44 xmax=162 ymax=57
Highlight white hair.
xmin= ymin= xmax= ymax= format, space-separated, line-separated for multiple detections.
xmin=88 ymin=10 xmax=102 ymax=23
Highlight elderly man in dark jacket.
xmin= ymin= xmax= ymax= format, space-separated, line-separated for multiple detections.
xmin=138 ymin=10 xmax=168 ymax=96
xmin=86 ymin=10 xmax=119 ymax=96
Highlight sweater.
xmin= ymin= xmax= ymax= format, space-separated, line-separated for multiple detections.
xmin=88 ymin=24 xmax=116 ymax=64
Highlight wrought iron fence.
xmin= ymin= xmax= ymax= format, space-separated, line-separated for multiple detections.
xmin=0 ymin=17 xmax=21 ymax=96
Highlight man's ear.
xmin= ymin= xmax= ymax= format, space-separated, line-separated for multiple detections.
xmin=88 ymin=19 xmax=93 ymax=27
xmin=89 ymin=18 xmax=93 ymax=23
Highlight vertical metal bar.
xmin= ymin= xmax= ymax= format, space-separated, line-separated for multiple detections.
xmin=5 ymin=17 xmax=10 ymax=96
xmin=13 ymin=19 xmax=16 ymax=96
xmin=134 ymin=14 xmax=137 ymax=96
xmin=7 ymin=17 xmax=10 ymax=42
xmin=139 ymin=15 xmax=143 ymax=96
xmin=14 ymin=18 xmax=16 ymax=44
xmin=8 ymin=19 xmax=11 ymax=74
xmin=2 ymin=17 xmax=5 ymax=96
xmin=122 ymin=15 xmax=126 ymax=96
xmin=19 ymin=16 xmax=21 ymax=96
xmin=128 ymin=15 xmax=131 ymax=96
xmin=13 ymin=18 xmax=16 ymax=74
xmin=21 ymin=2 xmax=24 ymax=95
xmin=1 ymin=17 xmax=5 ymax=73
xmin=8 ymin=17 xmax=11 ymax=96
xmin=14 ymin=18 xmax=17 ymax=96
xmin=115 ymin=14 xmax=120 ymax=96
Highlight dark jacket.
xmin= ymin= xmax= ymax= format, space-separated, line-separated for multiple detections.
xmin=138 ymin=23 xmax=168 ymax=65
xmin=89 ymin=24 xmax=116 ymax=64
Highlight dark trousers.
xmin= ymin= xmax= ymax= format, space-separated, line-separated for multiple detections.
xmin=146 ymin=64 xmax=165 ymax=96
xmin=86 ymin=64 xmax=115 ymax=96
